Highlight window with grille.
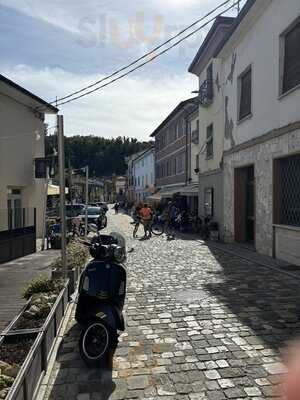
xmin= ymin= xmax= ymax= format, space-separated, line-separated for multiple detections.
xmin=176 ymin=153 xmax=184 ymax=173
xmin=274 ymin=155 xmax=300 ymax=227
xmin=206 ymin=124 xmax=213 ymax=159
xmin=238 ymin=66 xmax=252 ymax=120
xmin=173 ymin=157 xmax=176 ymax=175
xmin=282 ymin=19 xmax=300 ymax=94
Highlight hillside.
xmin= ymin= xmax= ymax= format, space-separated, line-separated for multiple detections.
xmin=45 ymin=135 xmax=152 ymax=176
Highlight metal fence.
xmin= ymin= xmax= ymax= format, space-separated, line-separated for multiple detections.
xmin=0 ymin=208 xmax=36 ymax=264
xmin=280 ymin=155 xmax=300 ymax=227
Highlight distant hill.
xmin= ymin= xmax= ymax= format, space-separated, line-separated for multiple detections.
xmin=45 ymin=135 xmax=152 ymax=177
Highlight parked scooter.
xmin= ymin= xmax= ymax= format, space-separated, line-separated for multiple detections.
xmin=75 ymin=224 xmax=127 ymax=368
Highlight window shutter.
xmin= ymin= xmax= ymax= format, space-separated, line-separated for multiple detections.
xmin=239 ymin=68 xmax=252 ymax=120
xmin=206 ymin=125 xmax=213 ymax=158
xmin=206 ymin=63 xmax=214 ymax=101
xmin=283 ymin=21 xmax=300 ymax=93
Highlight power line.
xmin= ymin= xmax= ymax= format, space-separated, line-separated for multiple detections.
xmin=54 ymin=1 xmax=239 ymax=107
xmin=49 ymin=0 xmax=234 ymax=106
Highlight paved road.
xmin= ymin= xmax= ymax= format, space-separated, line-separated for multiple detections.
xmin=42 ymin=212 xmax=300 ymax=399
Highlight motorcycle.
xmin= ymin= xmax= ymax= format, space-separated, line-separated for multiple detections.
xmin=75 ymin=224 xmax=127 ymax=368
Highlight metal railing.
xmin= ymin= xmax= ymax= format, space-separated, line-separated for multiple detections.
xmin=0 ymin=208 xmax=36 ymax=263
xmin=198 ymin=79 xmax=214 ymax=107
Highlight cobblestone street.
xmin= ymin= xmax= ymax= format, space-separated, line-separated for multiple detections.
xmin=42 ymin=212 xmax=300 ymax=400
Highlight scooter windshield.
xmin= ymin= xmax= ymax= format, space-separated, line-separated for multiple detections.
xmin=109 ymin=232 xmax=126 ymax=253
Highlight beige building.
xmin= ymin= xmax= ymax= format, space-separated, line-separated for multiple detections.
xmin=0 ymin=74 xmax=58 ymax=237
xmin=115 ymin=176 xmax=127 ymax=202
xmin=189 ymin=16 xmax=234 ymax=238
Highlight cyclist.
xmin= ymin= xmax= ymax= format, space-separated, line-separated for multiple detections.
xmin=132 ymin=204 xmax=141 ymax=238
xmin=140 ymin=203 xmax=153 ymax=239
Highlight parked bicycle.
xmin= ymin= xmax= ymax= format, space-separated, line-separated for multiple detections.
xmin=150 ymin=214 xmax=165 ymax=236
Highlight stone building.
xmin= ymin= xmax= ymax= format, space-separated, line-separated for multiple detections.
xmin=218 ymin=0 xmax=300 ymax=265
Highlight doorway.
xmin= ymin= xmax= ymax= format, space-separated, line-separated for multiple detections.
xmin=234 ymin=165 xmax=255 ymax=244
xmin=7 ymin=189 xmax=22 ymax=229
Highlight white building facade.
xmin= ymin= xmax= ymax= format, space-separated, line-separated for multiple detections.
xmin=218 ymin=0 xmax=300 ymax=264
xmin=0 ymin=74 xmax=58 ymax=238
xmin=189 ymin=17 xmax=235 ymax=238
xmin=132 ymin=147 xmax=155 ymax=202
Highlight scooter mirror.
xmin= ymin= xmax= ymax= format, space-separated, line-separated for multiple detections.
xmin=110 ymin=232 xmax=126 ymax=250
xmin=89 ymin=223 xmax=98 ymax=233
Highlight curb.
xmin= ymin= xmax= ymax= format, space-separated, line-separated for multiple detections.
xmin=38 ymin=299 xmax=76 ymax=400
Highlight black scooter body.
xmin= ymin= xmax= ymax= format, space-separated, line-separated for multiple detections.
xmin=74 ymin=231 xmax=127 ymax=367
xmin=75 ymin=259 xmax=126 ymax=331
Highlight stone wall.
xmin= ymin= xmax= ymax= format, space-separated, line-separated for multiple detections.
xmin=199 ymin=169 xmax=224 ymax=239
xmin=223 ymin=128 xmax=300 ymax=257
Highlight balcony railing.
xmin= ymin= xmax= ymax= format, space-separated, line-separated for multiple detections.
xmin=198 ymin=79 xmax=214 ymax=107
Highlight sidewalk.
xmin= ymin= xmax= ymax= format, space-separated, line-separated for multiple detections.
xmin=204 ymin=240 xmax=300 ymax=279
xmin=0 ymin=249 xmax=60 ymax=333
xmin=177 ymin=230 xmax=300 ymax=279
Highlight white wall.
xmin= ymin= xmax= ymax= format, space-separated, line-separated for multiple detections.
xmin=189 ymin=114 xmax=200 ymax=184
xmin=133 ymin=149 xmax=155 ymax=200
xmin=197 ymin=58 xmax=225 ymax=173
xmin=0 ymin=92 xmax=46 ymax=236
xmin=222 ymin=0 xmax=300 ymax=150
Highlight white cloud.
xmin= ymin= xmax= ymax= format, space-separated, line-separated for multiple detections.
xmin=2 ymin=65 xmax=197 ymax=141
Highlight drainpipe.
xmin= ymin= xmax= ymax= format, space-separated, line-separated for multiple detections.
xmin=185 ymin=115 xmax=189 ymax=186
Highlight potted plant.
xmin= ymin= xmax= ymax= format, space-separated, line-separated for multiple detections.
xmin=0 ymin=277 xmax=71 ymax=400
xmin=0 ymin=332 xmax=39 ymax=400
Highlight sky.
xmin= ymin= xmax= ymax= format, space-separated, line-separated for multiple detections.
xmin=0 ymin=0 xmax=241 ymax=140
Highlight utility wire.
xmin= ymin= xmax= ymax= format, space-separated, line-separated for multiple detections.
xmin=49 ymin=0 xmax=234 ymax=106
xmin=54 ymin=1 xmax=239 ymax=107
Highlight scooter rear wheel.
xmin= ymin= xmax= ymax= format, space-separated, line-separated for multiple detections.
xmin=79 ymin=320 xmax=115 ymax=368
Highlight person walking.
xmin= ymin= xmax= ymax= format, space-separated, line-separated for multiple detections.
xmin=113 ymin=202 xmax=119 ymax=215
xmin=140 ymin=203 xmax=153 ymax=239
xmin=165 ymin=202 xmax=177 ymax=240
xmin=132 ymin=205 xmax=141 ymax=238
xmin=71 ymin=215 xmax=81 ymax=237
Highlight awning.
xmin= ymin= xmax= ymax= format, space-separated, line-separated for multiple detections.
xmin=159 ymin=186 xmax=184 ymax=198
xmin=146 ymin=192 xmax=162 ymax=202
xmin=47 ymin=184 xmax=69 ymax=196
xmin=179 ymin=184 xmax=199 ymax=196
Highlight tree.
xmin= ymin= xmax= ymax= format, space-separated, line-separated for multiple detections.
xmin=45 ymin=134 xmax=152 ymax=177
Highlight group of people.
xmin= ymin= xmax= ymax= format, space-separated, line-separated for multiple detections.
xmin=131 ymin=201 xmax=183 ymax=240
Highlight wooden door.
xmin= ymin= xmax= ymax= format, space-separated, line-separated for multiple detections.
xmin=234 ymin=168 xmax=247 ymax=242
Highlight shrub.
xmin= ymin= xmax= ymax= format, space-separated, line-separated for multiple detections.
xmin=51 ymin=240 xmax=89 ymax=271
xmin=23 ymin=277 xmax=63 ymax=300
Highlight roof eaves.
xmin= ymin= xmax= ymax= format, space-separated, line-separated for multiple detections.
xmin=188 ymin=16 xmax=235 ymax=74
xmin=150 ymin=98 xmax=198 ymax=137
xmin=214 ymin=0 xmax=257 ymax=57
xmin=132 ymin=146 xmax=155 ymax=162
xmin=0 ymin=74 xmax=59 ymax=113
